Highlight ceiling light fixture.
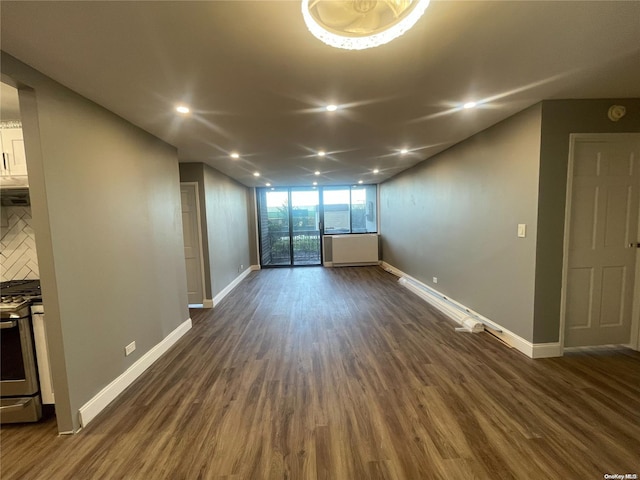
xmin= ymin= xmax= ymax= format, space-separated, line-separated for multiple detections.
xmin=176 ymin=105 xmax=190 ymax=114
xmin=230 ymin=152 xmax=240 ymax=159
xmin=318 ymin=150 xmax=326 ymax=156
xmin=266 ymin=183 xmax=271 ymax=187
xmin=314 ymin=171 xmax=321 ymax=175
xmin=313 ymin=181 xmax=318 ymax=186
xmin=358 ymin=180 xmax=363 ymax=184
xmin=463 ymin=101 xmax=477 ymax=109
xmin=302 ymin=0 xmax=430 ymax=51
xmin=326 ymin=105 xmax=337 ymax=112
xmin=253 ymin=172 xmax=260 ymax=177
xmin=400 ymin=148 xmax=408 ymax=155
xmin=373 ymin=169 xmax=380 ymax=174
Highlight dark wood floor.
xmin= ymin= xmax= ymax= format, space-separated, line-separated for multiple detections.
xmin=2 ymin=266 xmax=639 ymax=479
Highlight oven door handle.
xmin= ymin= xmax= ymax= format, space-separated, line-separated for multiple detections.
xmin=0 ymin=320 xmax=17 ymax=329
xmin=0 ymin=398 xmax=32 ymax=412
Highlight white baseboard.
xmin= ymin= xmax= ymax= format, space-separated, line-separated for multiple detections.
xmin=323 ymin=261 xmax=333 ymax=267
xmin=202 ymin=299 xmax=214 ymax=308
xmin=78 ymin=317 xmax=193 ymax=428
xmin=251 ymin=264 xmax=261 ymax=271
xmin=212 ymin=266 xmax=253 ymax=307
xmin=382 ymin=262 xmax=562 ymax=359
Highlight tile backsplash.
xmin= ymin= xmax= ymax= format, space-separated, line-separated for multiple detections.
xmin=1 ymin=206 xmax=39 ymax=282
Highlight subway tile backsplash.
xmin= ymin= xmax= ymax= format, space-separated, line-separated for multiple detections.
xmin=1 ymin=206 xmax=39 ymax=282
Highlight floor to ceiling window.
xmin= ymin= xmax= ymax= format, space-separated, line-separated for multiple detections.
xmin=258 ymin=185 xmax=377 ymax=267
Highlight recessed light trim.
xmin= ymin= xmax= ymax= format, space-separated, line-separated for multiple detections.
xmin=313 ymin=181 xmax=318 ymax=186
xmin=463 ymin=101 xmax=477 ymax=109
xmin=266 ymin=183 xmax=271 ymax=187
xmin=400 ymin=148 xmax=409 ymax=155
xmin=314 ymin=171 xmax=320 ymax=176
xmin=358 ymin=180 xmax=363 ymax=184
xmin=373 ymin=169 xmax=380 ymax=174
xmin=318 ymin=150 xmax=326 ymax=157
xmin=176 ymin=105 xmax=190 ymax=114
xmin=230 ymin=152 xmax=240 ymax=159
xmin=253 ymin=172 xmax=260 ymax=177
xmin=326 ymin=105 xmax=337 ymax=112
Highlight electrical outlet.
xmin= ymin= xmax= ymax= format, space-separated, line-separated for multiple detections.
xmin=433 ymin=277 xmax=438 ymax=284
xmin=125 ymin=341 xmax=136 ymax=356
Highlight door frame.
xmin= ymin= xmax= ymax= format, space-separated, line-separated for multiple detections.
xmin=559 ymin=133 xmax=640 ymax=352
xmin=180 ymin=182 xmax=207 ymax=305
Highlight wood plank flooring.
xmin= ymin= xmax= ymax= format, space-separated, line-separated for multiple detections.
xmin=2 ymin=266 xmax=639 ymax=479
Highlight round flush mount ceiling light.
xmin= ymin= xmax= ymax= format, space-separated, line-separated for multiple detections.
xmin=176 ymin=105 xmax=190 ymax=114
xmin=230 ymin=152 xmax=240 ymax=159
xmin=302 ymin=0 xmax=430 ymax=50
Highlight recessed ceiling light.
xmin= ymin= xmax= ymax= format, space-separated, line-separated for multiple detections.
xmin=400 ymin=148 xmax=408 ymax=155
xmin=463 ymin=102 xmax=477 ymax=109
xmin=326 ymin=105 xmax=337 ymax=112
xmin=253 ymin=172 xmax=260 ymax=177
xmin=373 ymin=169 xmax=380 ymax=174
xmin=358 ymin=180 xmax=363 ymax=184
xmin=271 ymin=187 xmax=275 ymax=190
xmin=230 ymin=152 xmax=240 ymax=159
xmin=176 ymin=105 xmax=190 ymax=114
xmin=318 ymin=150 xmax=326 ymax=157
xmin=266 ymin=183 xmax=271 ymax=187
xmin=314 ymin=171 xmax=320 ymax=176
xmin=313 ymin=181 xmax=318 ymax=186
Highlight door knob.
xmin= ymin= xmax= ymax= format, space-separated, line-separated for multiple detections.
xmin=629 ymin=242 xmax=640 ymax=248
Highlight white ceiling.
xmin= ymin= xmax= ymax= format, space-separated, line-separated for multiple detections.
xmin=1 ymin=1 xmax=639 ymax=187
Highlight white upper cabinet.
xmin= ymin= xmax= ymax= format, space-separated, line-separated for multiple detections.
xmin=1 ymin=127 xmax=28 ymax=177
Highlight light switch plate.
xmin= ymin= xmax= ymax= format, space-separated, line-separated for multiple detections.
xmin=517 ymin=224 xmax=526 ymax=238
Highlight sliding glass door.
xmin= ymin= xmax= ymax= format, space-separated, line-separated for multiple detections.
xmin=258 ymin=187 xmax=321 ymax=266
xmin=291 ymin=189 xmax=320 ymax=265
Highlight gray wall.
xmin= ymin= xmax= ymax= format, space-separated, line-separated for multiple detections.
xmin=533 ymin=99 xmax=640 ymax=342
xmin=380 ymin=105 xmax=543 ymax=341
xmin=3 ymin=53 xmax=190 ymax=433
xmin=179 ymin=162 xmax=252 ymax=300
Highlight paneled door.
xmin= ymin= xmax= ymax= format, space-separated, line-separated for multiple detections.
xmin=180 ymin=183 xmax=204 ymax=305
xmin=564 ymin=135 xmax=640 ymax=347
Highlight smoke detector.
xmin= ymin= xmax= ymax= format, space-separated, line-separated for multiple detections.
xmin=607 ymin=105 xmax=626 ymax=122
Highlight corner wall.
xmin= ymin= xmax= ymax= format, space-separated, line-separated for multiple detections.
xmin=533 ymin=99 xmax=640 ymax=342
xmin=380 ymin=105 xmax=542 ymax=342
xmin=179 ymin=162 xmax=252 ymax=301
xmin=3 ymin=52 xmax=190 ymax=432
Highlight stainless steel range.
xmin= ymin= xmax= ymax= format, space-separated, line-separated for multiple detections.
xmin=0 ymin=279 xmax=51 ymax=423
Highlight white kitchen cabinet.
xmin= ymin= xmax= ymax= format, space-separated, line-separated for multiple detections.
xmin=0 ymin=127 xmax=28 ymax=177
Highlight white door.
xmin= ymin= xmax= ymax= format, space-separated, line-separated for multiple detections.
xmin=180 ymin=183 xmax=205 ymax=305
xmin=565 ymin=135 xmax=640 ymax=347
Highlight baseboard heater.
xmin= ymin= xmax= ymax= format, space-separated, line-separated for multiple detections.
xmin=398 ymin=275 xmax=502 ymax=333
xmin=331 ymin=234 xmax=379 ymax=266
